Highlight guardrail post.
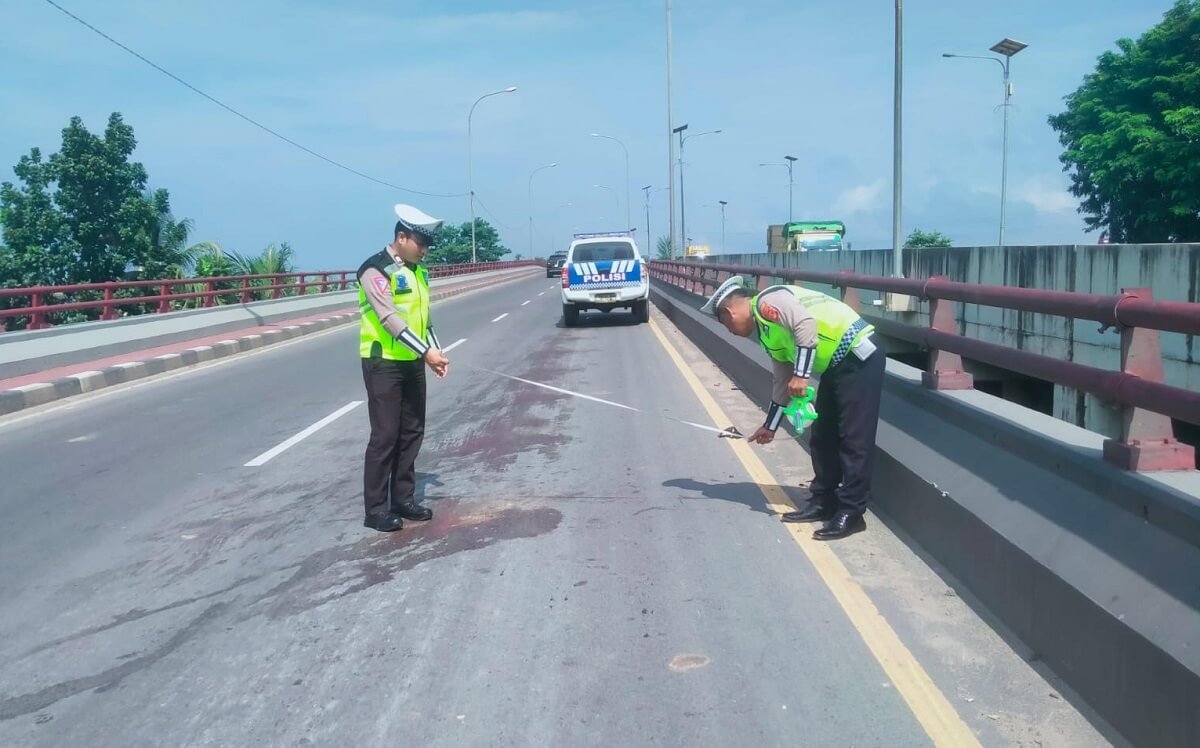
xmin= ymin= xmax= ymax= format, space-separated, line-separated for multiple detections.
xmin=158 ymin=284 xmax=172 ymax=314
xmin=272 ymin=276 xmax=283 ymax=300
xmin=921 ymin=277 xmax=974 ymax=390
xmin=28 ymin=291 xmax=47 ymax=330
xmin=101 ymin=282 xmax=117 ymax=320
xmin=240 ymin=278 xmax=251 ymax=303
xmin=1102 ymin=288 xmax=1195 ymax=471
xmin=838 ymin=270 xmax=861 ymax=313
xmin=203 ymin=280 xmax=215 ymax=308
xmin=320 ymin=273 xmax=329 ymax=294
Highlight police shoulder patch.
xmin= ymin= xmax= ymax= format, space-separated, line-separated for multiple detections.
xmin=373 ymin=275 xmax=390 ymax=294
xmin=758 ymin=301 xmax=781 ymax=323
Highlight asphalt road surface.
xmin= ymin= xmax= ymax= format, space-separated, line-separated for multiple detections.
xmin=0 ymin=274 xmax=1118 ymax=747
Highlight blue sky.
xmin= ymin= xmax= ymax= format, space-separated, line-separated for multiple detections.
xmin=0 ymin=0 xmax=1169 ymax=269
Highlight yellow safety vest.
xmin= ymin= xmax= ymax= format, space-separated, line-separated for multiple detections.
xmin=752 ymin=285 xmax=873 ymax=374
xmin=358 ymin=259 xmax=430 ymax=360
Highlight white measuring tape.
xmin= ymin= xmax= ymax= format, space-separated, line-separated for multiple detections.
xmin=469 ymin=365 xmax=744 ymax=439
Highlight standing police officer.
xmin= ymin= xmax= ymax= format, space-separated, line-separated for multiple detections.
xmin=702 ymin=276 xmax=885 ymax=540
xmin=357 ymin=204 xmax=450 ymax=532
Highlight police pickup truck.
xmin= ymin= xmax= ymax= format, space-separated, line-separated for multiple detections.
xmin=560 ymin=231 xmax=650 ymax=326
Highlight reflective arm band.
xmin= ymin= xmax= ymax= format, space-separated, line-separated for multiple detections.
xmin=794 ymin=347 xmax=815 ymax=378
xmin=764 ymin=402 xmax=785 ymax=432
xmin=428 ymin=328 xmax=442 ymax=350
xmin=397 ymin=328 xmax=430 ymax=357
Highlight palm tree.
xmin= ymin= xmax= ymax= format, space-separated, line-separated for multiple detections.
xmin=656 ymin=235 xmax=672 ymax=260
xmin=227 ymin=242 xmax=299 ymax=298
xmin=227 ymin=242 xmax=296 ymax=276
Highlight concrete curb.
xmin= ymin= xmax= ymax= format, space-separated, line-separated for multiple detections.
xmin=0 ymin=269 xmax=538 ymax=417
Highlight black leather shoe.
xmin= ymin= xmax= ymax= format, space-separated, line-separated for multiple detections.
xmin=813 ymin=510 xmax=866 ymax=540
xmin=394 ymin=501 xmax=433 ymax=522
xmin=364 ymin=512 xmax=404 ymax=532
xmin=781 ymin=501 xmax=836 ymax=523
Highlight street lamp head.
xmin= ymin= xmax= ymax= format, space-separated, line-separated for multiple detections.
xmin=784 ymin=155 xmax=798 ymax=162
xmin=548 ymin=162 xmax=558 ymax=168
xmin=719 ymin=200 xmax=728 ymax=206
xmin=503 ymin=86 xmax=518 ymax=92
xmin=941 ymin=52 xmax=955 ymax=58
xmin=673 ymin=123 xmax=689 ymax=134
xmin=990 ymin=38 xmax=1027 ymax=57
xmin=642 ymin=184 xmax=652 ymax=190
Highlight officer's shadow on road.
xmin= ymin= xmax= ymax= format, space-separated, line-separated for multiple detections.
xmin=661 ymin=477 xmax=808 ymax=518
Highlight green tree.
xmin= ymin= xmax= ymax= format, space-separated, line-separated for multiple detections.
xmin=655 ymin=235 xmax=672 ymax=260
xmin=904 ymin=229 xmax=953 ymax=248
xmin=427 ymin=219 xmax=508 ymax=264
xmin=1048 ymin=0 xmax=1200 ymax=242
xmin=228 ymin=242 xmax=297 ymax=276
xmin=0 ymin=112 xmax=197 ymax=286
xmin=0 ymin=147 xmax=69 ymax=286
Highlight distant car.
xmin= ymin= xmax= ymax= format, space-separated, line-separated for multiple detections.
xmin=545 ymin=251 xmax=568 ymax=277
xmin=560 ymin=232 xmax=649 ymax=326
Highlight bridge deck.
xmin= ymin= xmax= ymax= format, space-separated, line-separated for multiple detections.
xmin=0 ymin=277 xmax=1114 ymax=746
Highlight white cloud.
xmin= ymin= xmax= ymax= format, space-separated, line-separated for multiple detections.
xmin=832 ymin=179 xmax=886 ymax=215
xmin=1018 ymin=176 xmax=1078 ymax=215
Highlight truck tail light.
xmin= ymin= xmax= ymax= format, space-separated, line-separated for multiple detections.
xmin=561 ymin=266 xmax=569 ymax=288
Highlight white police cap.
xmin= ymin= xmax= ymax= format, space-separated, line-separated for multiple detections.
xmin=700 ymin=275 xmax=750 ymax=316
xmin=394 ymin=203 xmax=444 ymax=243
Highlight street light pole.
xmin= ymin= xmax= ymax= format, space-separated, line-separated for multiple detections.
xmin=468 ymin=86 xmax=518 ymax=263
xmin=527 ymin=162 xmax=557 ymax=258
xmin=665 ymin=0 xmax=677 ymax=259
xmin=643 ymin=185 xmax=653 ymax=253
xmin=673 ymin=124 xmax=688 ymax=258
xmin=943 ymin=38 xmax=1027 ymax=247
xmin=719 ymin=200 xmax=728 ymax=253
xmin=591 ymin=133 xmax=631 ymax=231
xmin=676 ymin=126 xmax=721 ymax=258
xmin=784 ymin=155 xmax=797 ymax=222
xmin=892 ymin=0 xmax=903 ymax=277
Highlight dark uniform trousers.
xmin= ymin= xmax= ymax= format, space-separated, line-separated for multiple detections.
xmin=361 ymin=357 xmax=426 ymax=515
xmin=807 ymin=339 xmax=887 ymax=514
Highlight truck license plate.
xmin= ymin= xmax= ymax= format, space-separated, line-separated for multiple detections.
xmin=596 ymin=293 xmax=615 ymax=301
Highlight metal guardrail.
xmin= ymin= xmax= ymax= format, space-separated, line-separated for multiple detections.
xmin=649 ymin=259 xmax=1200 ymax=472
xmin=0 ymin=261 xmax=538 ymax=332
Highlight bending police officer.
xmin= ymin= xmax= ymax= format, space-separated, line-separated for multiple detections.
xmin=702 ymin=276 xmax=885 ymax=540
xmin=357 ymin=204 xmax=450 ymax=533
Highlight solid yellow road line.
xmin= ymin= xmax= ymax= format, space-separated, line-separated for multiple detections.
xmin=648 ymin=317 xmax=981 ymax=748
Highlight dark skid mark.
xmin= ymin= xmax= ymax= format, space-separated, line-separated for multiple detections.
xmin=261 ymin=500 xmax=561 ymax=620
xmin=17 ymin=575 xmax=260 ymax=661
xmin=0 ymin=602 xmax=228 ymax=722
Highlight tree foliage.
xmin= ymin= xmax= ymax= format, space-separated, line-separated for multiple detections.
xmin=1048 ymin=0 xmax=1200 ymax=242
xmin=0 ymin=112 xmax=207 ymax=287
xmin=426 ymin=219 xmax=509 ymax=264
xmin=904 ymin=229 xmax=953 ymax=248
xmin=655 ymin=235 xmax=672 ymax=260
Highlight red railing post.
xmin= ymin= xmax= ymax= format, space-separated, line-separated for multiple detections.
xmin=158 ymin=283 xmax=172 ymax=314
xmin=1102 ymin=288 xmax=1195 ymax=471
xmin=203 ymin=280 xmax=216 ymax=308
xmin=838 ymin=270 xmax=862 ymax=313
xmin=240 ymin=278 xmax=252 ymax=303
xmin=272 ymin=275 xmax=283 ymax=300
xmin=921 ymin=276 xmax=974 ymax=390
xmin=101 ymin=282 xmax=117 ymax=320
xmin=28 ymin=291 xmax=47 ymax=330
xmin=320 ymin=273 xmax=329 ymax=294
